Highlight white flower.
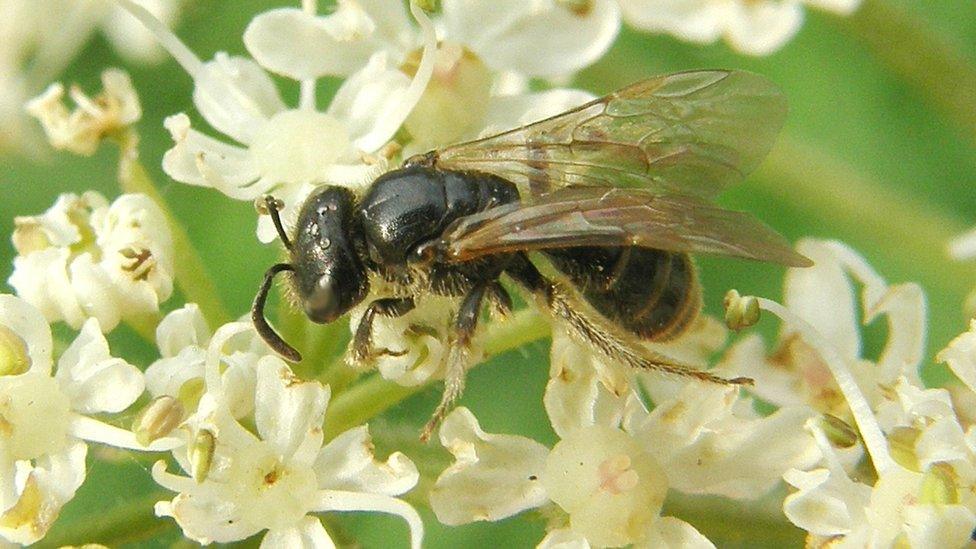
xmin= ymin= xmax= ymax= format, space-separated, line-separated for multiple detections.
xmin=152 ymin=355 xmax=423 ymax=548
xmin=724 ymin=239 xmax=976 ymax=547
xmin=118 ymin=0 xmax=616 ymax=241
xmin=26 ymin=68 xmax=141 ymax=155
xmin=618 ymin=0 xmax=861 ymax=56
xmin=0 ymin=294 xmax=177 ymax=545
xmin=115 ymin=0 xmax=439 ymax=242
xmin=720 ymin=239 xmax=926 ymax=423
xmin=0 ymin=0 xmax=182 ymax=154
xmin=430 ymin=407 xmax=714 ymax=548
xmin=145 ymin=304 xmax=272 ymax=419
xmin=9 ymin=191 xmax=174 ymax=331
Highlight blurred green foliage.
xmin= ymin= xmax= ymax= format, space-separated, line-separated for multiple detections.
xmin=4 ymin=0 xmax=976 ymax=546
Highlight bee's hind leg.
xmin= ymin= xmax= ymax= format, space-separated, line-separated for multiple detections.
xmin=505 ymin=254 xmax=752 ymax=387
xmin=420 ymin=282 xmax=491 ymax=442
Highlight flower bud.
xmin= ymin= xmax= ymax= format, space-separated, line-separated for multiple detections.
xmin=132 ymin=396 xmax=185 ymax=446
xmin=818 ymin=414 xmax=858 ymax=449
xmin=0 ymin=326 xmax=31 ymax=377
xmin=920 ymin=463 xmax=959 ymax=505
xmin=190 ymin=429 xmax=216 ymax=484
xmin=724 ymin=289 xmax=760 ymax=330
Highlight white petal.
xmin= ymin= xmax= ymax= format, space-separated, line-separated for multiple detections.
xmin=244 ymin=7 xmax=385 ymax=80
xmin=315 ymin=426 xmax=419 ymax=496
xmin=156 ymin=303 xmax=210 ymax=357
xmin=192 ymin=54 xmax=285 ymax=145
xmin=68 ymin=414 xmax=182 ymax=451
xmin=725 ymin=1 xmax=804 ymax=56
xmin=328 ymin=52 xmax=411 ymax=149
xmin=938 ymin=320 xmax=976 ymax=395
xmin=785 ymin=240 xmax=860 ymax=361
xmin=537 ymin=528 xmax=591 ymax=549
xmin=0 ymin=294 xmax=53 ymax=375
xmin=314 ymin=490 xmax=423 ymax=549
xmin=903 ymin=504 xmax=976 ymax=549
xmin=9 ymin=249 xmax=86 ymax=329
xmin=254 ymin=357 xmax=328 ymax=460
xmin=0 ymin=441 xmax=87 ymax=545
xmin=56 ymin=318 xmax=144 ymax=414
xmin=443 ymin=0 xmax=621 ymax=76
xmin=261 ymin=517 xmax=336 ymax=549
xmin=864 ymin=283 xmax=926 ymax=385
xmin=782 ymin=468 xmax=864 ymax=535
xmin=157 ymin=491 xmax=263 ymax=544
xmin=640 ymin=516 xmax=715 ymax=548
xmin=619 ymin=0 xmax=726 ymax=43
xmin=545 ymin=329 xmax=628 ymax=439
xmin=717 ymin=335 xmax=808 ymax=407
xmin=429 ymin=407 xmax=549 ymax=525
xmin=161 ymin=113 xmax=266 ymax=199
xmin=66 ymin=254 xmax=122 ymax=331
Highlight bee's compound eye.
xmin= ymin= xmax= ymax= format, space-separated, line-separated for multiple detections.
xmin=304 ymin=274 xmax=340 ymax=323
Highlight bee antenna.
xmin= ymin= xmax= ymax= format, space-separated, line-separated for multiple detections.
xmin=262 ymin=195 xmax=293 ymax=251
xmin=252 ymin=262 xmax=302 ymax=362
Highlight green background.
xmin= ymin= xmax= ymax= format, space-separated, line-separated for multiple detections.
xmin=3 ymin=0 xmax=976 ymax=546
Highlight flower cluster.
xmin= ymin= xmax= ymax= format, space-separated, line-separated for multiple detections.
xmin=9 ymin=190 xmax=173 ymax=332
xmin=618 ymin=0 xmax=862 ymax=55
xmin=2 ymin=0 xmax=965 ymax=548
xmin=0 ymin=0 xmax=183 ymax=154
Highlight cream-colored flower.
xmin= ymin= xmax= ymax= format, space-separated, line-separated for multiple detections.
xmin=26 ymin=68 xmax=140 ymax=155
xmin=619 ymin=0 xmax=861 ymax=56
xmin=0 ymin=294 xmax=177 ymax=545
xmin=0 ymin=0 xmax=182 ymax=154
xmin=152 ymin=356 xmax=422 ymax=548
xmin=9 ymin=191 xmax=174 ymax=331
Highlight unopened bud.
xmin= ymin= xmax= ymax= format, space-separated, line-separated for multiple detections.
xmin=190 ymin=429 xmax=216 ymax=483
xmin=413 ymin=0 xmax=439 ymax=12
xmin=724 ymin=290 xmax=760 ymax=330
xmin=818 ymin=414 xmax=858 ymax=449
xmin=887 ymin=427 xmax=920 ymax=471
xmin=0 ymin=325 xmax=31 ymax=376
xmin=132 ymin=396 xmax=185 ymax=446
xmin=921 ymin=462 xmax=959 ymax=504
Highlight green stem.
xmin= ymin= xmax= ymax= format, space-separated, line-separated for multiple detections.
xmin=117 ymin=149 xmax=232 ymax=328
xmin=840 ymin=0 xmax=976 ymax=143
xmin=43 ymin=491 xmax=173 ymax=546
xmin=323 ymin=308 xmax=548 ymax=438
xmin=664 ymin=491 xmax=804 ymax=546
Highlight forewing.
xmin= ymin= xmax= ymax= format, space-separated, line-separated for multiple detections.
xmin=439 ymin=187 xmax=811 ymax=267
xmin=429 ymin=70 xmax=787 ymax=199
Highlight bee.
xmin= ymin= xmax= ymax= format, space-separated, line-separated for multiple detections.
xmin=251 ymin=70 xmax=812 ymax=439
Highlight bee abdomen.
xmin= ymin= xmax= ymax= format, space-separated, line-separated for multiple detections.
xmin=543 ymin=247 xmax=700 ymax=341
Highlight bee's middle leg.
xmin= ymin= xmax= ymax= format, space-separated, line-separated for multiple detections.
xmin=350 ymin=297 xmax=416 ymax=364
xmin=420 ymin=281 xmax=491 ymax=442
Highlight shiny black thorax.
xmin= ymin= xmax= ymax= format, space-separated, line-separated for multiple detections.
xmin=290 ymin=166 xmax=520 ymax=322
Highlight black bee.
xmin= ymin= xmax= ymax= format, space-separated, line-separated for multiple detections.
xmin=251 ymin=70 xmax=811 ymax=439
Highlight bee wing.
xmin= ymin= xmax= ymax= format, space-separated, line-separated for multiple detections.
xmin=438 ymin=187 xmax=812 ymax=267
xmin=427 ymin=70 xmax=787 ymax=199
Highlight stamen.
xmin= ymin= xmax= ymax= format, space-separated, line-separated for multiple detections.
xmin=300 ymin=0 xmax=319 ymax=110
xmin=354 ymin=0 xmax=437 ymax=152
xmin=758 ymin=297 xmax=896 ymax=474
xmin=111 ymin=0 xmax=205 ymax=78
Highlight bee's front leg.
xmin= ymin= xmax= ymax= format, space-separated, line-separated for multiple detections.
xmin=349 ymin=297 xmax=416 ymax=365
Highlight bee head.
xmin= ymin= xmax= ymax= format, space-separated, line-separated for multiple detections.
xmin=252 ymin=187 xmax=369 ymax=362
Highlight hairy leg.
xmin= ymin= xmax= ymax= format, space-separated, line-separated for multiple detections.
xmin=420 ymin=283 xmax=489 ymax=442
xmin=505 ymin=254 xmax=751 ymax=386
